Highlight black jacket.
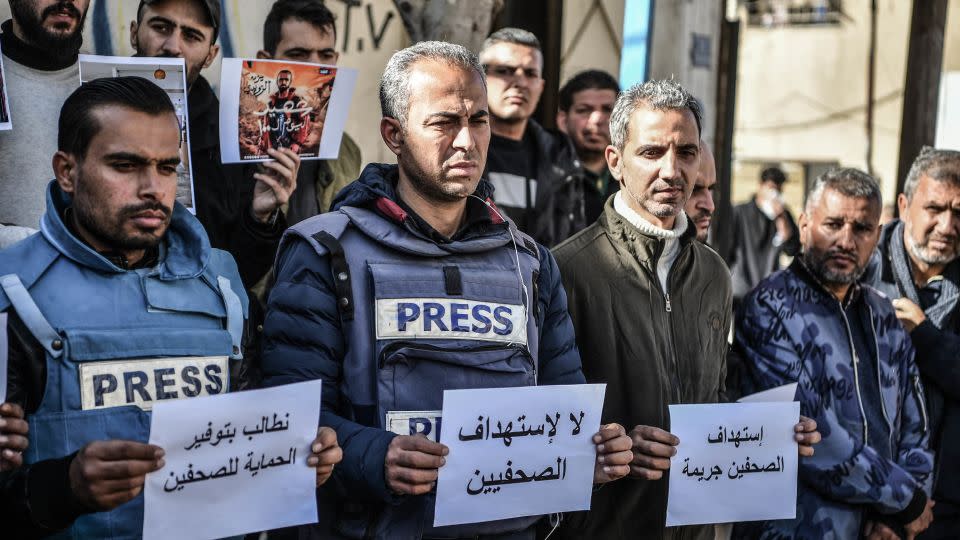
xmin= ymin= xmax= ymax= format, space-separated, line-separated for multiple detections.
xmin=863 ymin=219 xmax=960 ymax=506
xmin=0 ymin=454 xmax=88 ymax=538
xmin=727 ymin=198 xmax=800 ymax=303
xmin=188 ymin=76 xmax=284 ymax=288
xmin=486 ymin=120 xmax=587 ymax=247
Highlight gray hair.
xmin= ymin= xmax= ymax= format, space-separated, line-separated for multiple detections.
xmin=805 ymin=167 xmax=882 ymax=214
xmin=481 ymin=27 xmax=541 ymax=53
xmin=379 ymin=41 xmax=485 ymax=127
xmin=609 ymin=79 xmax=703 ymax=150
xmin=902 ymin=146 xmax=960 ymax=200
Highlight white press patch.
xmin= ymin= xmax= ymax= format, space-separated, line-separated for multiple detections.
xmin=79 ymin=356 xmax=230 ymax=411
xmin=375 ymin=298 xmax=527 ymax=345
xmin=385 ymin=410 xmax=443 ymax=442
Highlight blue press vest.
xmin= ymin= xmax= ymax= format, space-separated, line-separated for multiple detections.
xmin=286 ymin=205 xmax=542 ymax=539
xmin=0 ymin=185 xmax=247 ymax=539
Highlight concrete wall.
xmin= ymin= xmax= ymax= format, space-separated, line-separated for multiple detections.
xmin=732 ymin=0 xmax=960 ymax=210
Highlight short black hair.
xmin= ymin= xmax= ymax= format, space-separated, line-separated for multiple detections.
xmin=483 ymin=27 xmax=541 ymax=52
xmin=558 ymin=70 xmax=620 ymax=112
xmin=761 ymin=166 xmax=787 ymax=185
xmin=263 ymin=0 xmax=337 ymax=56
xmin=59 ymin=77 xmax=177 ymax=159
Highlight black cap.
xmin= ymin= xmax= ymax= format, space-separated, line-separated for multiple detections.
xmin=139 ymin=0 xmax=221 ymax=40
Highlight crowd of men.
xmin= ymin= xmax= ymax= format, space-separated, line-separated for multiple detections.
xmin=0 ymin=1 xmax=957 ymax=539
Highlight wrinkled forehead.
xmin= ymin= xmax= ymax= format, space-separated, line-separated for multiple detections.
xmin=628 ymin=105 xmax=700 ymax=146
xmin=813 ymin=189 xmax=881 ymax=221
xmin=407 ymin=61 xmax=487 ymax=110
xmin=480 ymin=42 xmax=543 ymax=71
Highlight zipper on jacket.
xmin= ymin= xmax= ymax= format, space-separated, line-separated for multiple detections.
xmin=865 ymin=304 xmax=896 ymax=456
xmin=664 ymin=293 xmax=672 ymax=312
xmin=912 ymin=375 xmax=929 ymax=435
xmin=838 ymin=302 xmax=870 ymax=445
xmin=662 ymin=241 xmax=687 ymax=403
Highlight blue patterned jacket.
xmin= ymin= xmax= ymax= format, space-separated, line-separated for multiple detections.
xmin=732 ymin=260 xmax=933 ymax=540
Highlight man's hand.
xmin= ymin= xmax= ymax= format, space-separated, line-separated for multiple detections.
xmin=628 ymin=425 xmax=678 ymax=480
xmin=592 ymin=423 xmax=633 ymax=484
xmin=892 ymin=298 xmax=926 ymax=333
xmin=251 ymin=147 xmax=301 ymax=223
xmin=68 ymin=441 xmax=165 ymax=511
xmin=0 ymin=403 xmax=28 ymax=471
xmin=384 ymin=435 xmax=448 ymax=496
xmin=307 ymin=426 xmax=342 ymax=487
xmin=795 ymin=416 xmax=821 ymax=457
xmin=864 ymin=521 xmax=902 ymax=540
xmin=904 ymin=499 xmax=935 ymax=540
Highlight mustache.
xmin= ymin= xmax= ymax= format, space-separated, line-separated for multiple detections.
xmin=690 ymin=210 xmax=712 ymax=221
xmin=120 ymin=201 xmax=172 ymax=220
xmin=651 ymin=178 xmax=686 ymax=191
xmin=42 ymin=1 xmax=81 ymax=20
xmin=825 ymin=247 xmax=858 ymax=261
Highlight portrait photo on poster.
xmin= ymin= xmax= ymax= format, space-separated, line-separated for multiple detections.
xmin=219 ymin=58 xmax=357 ymax=164
xmin=78 ymin=55 xmax=196 ymax=213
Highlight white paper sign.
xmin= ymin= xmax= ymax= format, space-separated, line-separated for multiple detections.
xmin=143 ymin=380 xmax=323 ymax=540
xmin=78 ymin=55 xmax=197 ymax=213
xmin=219 ymin=58 xmax=358 ymax=163
xmin=666 ymin=402 xmax=800 ymax=527
xmin=737 ymin=383 xmax=798 ymax=403
xmin=434 ymin=384 xmax=605 ymax=527
xmin=0 ymin=312 xmax=7 ymax=403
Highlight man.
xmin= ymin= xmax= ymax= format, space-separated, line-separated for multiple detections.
xmin=556 ymin=69 xmax=620 ymax=224
xmin=131 ymin=0 xmax=300 ymax=288
xmin=260 ymin=41 xmax=633 ymax=539
xmin=863 ymin=147 xmax=960 ymax=539
xmin=734 ymin=168 xmax=934 ymax=539
xmin=686 ymin=141 xmax=717 ymax=243
xmin=728 ymin=165 xmax=800 ymax=305
xmin=0 ymin=0 xmax=89 ymax=229
xmin=256 ymin=0 xmax=362 ymax=222
xmin=0 ymin=77 xmax=342 ymax=538
xmin=480 ymin=27 xmax=585 ymax=246
xmin=260 ymin=68 xmax=311 ymax=154
xmin=552 ymin=80 xmax=818 ymax=540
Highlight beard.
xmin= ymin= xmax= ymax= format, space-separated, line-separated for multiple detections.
xmin=9 ymin=0 xmax=86 ymax=60
xmin=906 ymin=228 xmax=958 ymax=266
xmin=803 ymin=246 xmax=865 ymax=285
xmin=398 ymin=150 xmax=478 ymax=204
xmin=629 ymin=178 xmax=687 ymax=218
xmin=72 ymin=181 xmax=172 ymax=252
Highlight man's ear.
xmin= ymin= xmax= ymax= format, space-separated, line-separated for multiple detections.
xmin=202 ymin=44 xmax=221 ymax=69
xmin=897 ymin=192 xmax=909 ymax=219
xmin=605 ymin=145 xmax=622 ymax=182
xmin=380 ymin=117 xmax=403 ymax=157
xmin=129 ymin=20 xmax=139 ymax=51
xmin=53 ymin=151 xmax=79 ymax=194
xmin=256 ymin=50 xmax=272 ymax=60
xmin=797 ymin=211 xmax=809 ymax=246
xmin=556 ymin=111 xmax=568 ymax=134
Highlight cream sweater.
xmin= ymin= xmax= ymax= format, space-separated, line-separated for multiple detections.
xmin=613 ymin=191 xmax=688 ymax=292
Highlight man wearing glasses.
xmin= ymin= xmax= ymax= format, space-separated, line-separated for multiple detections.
xmin=479 ymin=28 xmax=587 ymax=246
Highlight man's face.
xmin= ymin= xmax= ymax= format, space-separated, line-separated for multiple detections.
xmin=557 ymin=88 xmax=617 ymax=156
xmin=480 ymin=42 xmax=544 ymax=122
xmin=131 ymin=0 xmax=219 ymax=86
xmin=800 ymin=188 xmax=880 ymax=286
xmin=686 ymin=143 xmax=717 ymax=242
xmin=607 ymin=106 xmax=700 ymax=222
xmin=58 ymin=106 xmax=182 ymax=252
xmin=9 ymin=0 xmax=90 ymax=54
xmin=277 ymin=72 xmax=292 ymax=91
xmin=386 ymin=60 xmax=490 ymax=203
xmin=270 ymin=18 xmax=338 ymax=65
xmin=899 ymin=174 xmax=960 ymax=266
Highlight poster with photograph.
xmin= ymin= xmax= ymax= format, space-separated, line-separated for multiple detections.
xmin=219 ymin=58 xmax=358 ymax=164
xmin=0 ymin=41 xmax=12 ymax=131
xmin=78 ymin=55 xmax=196 ymax=213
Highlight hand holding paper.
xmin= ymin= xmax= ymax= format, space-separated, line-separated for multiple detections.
xmin=309 ymin=426 xmax=342 ymax=487
xmin=592 ymin=423 xmax=633 ymax=483
xmin=385 ymin=434 xmax=448 ymax=496
xmin=251 ymin=147 xmax=301 ymax=223
xmin=628 ymin=425 xmax=679 ymax=480
xmin=0 ymin=402 xmax=28 ymax=471
xmin=70 ymin=440 xmax=166 ymax=511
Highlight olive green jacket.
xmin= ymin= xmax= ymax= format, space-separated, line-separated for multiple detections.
xmin=550 ymin=196 xmax=732 ymax=540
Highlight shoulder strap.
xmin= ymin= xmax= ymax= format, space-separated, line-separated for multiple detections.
xmin=311 ymin=231 xmax=354 ymax=322
xmin=0 ymin=274 xmax=63 ymax=358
